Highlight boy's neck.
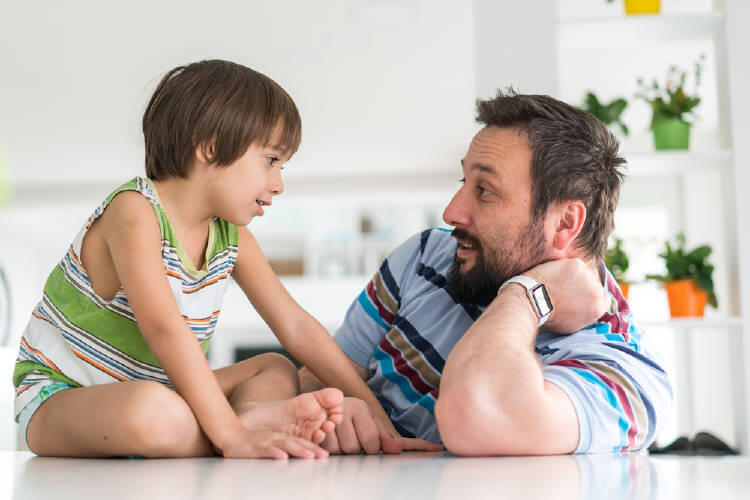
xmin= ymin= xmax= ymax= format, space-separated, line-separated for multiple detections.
xmin=151 ymin=175 xmax=214 ymax=230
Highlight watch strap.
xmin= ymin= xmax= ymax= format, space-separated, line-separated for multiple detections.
xmin=497 ymin=275 xmax=553 ymax=327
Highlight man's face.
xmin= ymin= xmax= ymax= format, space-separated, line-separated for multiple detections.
xmin=442 ymin=126 xmax=549 ymax=306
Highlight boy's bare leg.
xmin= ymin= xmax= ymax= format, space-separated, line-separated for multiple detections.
xmin=27 ymin=353 xmax=343 ymax=457
xmin=213 ymin=353 xmax=343 ymax=444
xmin=26 ymin=380 xmax=214 ymax=458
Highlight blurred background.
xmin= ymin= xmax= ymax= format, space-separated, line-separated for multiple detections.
xmin=1 ymin=0 xmax=748 ymax=455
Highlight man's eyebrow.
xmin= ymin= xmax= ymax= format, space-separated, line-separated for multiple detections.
xmin=461 ymin=160 xmax=498 ymax=176
xmin=472 ymin=164 xmax=497 ymax=175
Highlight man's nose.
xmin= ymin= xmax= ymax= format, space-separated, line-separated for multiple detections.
xmin=442 ymin=188 xmax=470 ymax=228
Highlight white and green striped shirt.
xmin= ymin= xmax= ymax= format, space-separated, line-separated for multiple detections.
xmin=13 ymin=177 xmax=238 ymax=419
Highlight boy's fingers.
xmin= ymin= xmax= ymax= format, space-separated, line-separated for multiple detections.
xmin=398 ymin=437 xmax=444 ymax=451
xmin=278 ymin=438 xmax=327 ymax=459
xmin=260 ymin=445 xmax=289 ymax=460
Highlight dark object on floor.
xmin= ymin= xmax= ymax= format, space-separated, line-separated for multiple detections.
xmin=648 ymin=431 xmax=739 ymax=456
xmin=648 ymin=435 xmax=692 ymax=455
xmin=692 ymin=431 xmax=740 ymax=455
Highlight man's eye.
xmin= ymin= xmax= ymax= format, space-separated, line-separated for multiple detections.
xmin=477 ymin=186 xmax=491 ymax=196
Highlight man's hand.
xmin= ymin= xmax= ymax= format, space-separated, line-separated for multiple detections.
xmin=320 ymin=397 xmax=444 ymax=454
xmin=523 ymin=258 xmax=610 ymax=333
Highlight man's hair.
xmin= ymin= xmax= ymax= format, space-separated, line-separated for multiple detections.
xmin=142 ymin=60 xmax=301 ymax=180
xmin=475 ymin=89 xmax=626 ymax=260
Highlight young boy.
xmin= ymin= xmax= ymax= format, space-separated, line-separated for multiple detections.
xmin=13 ymin=60 xmax=396 ymax=459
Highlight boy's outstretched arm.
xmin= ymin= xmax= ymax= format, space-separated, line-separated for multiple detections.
xmin=233 ymin=227 xmax=440 ymax=453
xmin=100 ymin=193 xmax=325 ymax=459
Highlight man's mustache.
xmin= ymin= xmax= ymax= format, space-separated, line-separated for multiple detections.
xmin=451 ymin=228 xmax=481 ymax=250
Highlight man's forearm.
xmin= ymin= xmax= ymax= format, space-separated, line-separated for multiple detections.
xmin=438 ymin=285 xmax=543 ymax=426
xmin=435 ymin=285 xmax=577 ymax=455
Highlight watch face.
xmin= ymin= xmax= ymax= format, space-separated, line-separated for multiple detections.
xmin=531 ymin=284 xmax=553 ymax=316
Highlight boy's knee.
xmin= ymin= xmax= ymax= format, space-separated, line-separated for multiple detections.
xmin=125 ymin=382 xmax=203 ymax=456
xmin=248 ymin=352 xmax=297 ymax=378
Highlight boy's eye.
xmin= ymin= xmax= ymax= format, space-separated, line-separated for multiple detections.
xmin=458 ymin=177 xmax=466 ymax=184
xmin=267 ymin=156 xmax=278 ymax=166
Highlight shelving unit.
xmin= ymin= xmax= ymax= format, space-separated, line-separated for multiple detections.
xmin=558 ymin=12 xmax=724 ymax=46
xmin=556 ymin=0 xmax=749 ymax=452
xmin=623 ymin=150 xmax=732 ymax=176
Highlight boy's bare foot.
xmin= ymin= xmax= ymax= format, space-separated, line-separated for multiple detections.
xmin=236 ymin=388 xmax=344 ymax=444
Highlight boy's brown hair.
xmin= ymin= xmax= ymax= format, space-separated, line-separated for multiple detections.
xmin=142 ymin=60 xmax=301 ymax=180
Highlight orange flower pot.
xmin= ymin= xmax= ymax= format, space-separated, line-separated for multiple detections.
xmin=665 ymin=279 xmax=707 ymax=317
xmin=624 ymin=0 xmax=660 ymax=15
xmin=618 ymin=282 xmax=630 ymax=300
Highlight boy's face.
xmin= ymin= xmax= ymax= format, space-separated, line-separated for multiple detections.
xmin=203 ymin=141 xmax=290 ymax=226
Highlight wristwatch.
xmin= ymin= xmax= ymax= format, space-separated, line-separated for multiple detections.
xmin=497 ymin=275 xmax=553 ymax=327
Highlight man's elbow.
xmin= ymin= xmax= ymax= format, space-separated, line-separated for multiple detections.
xmin=435 ymin=385 xmax=513 ymax=456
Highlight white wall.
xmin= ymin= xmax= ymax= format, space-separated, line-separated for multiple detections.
xmin=0 ymin=0 xmax=476 ymax=187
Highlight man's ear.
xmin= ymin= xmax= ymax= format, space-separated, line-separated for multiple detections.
xmin=550 ymin=200 xmax=586 ymax=252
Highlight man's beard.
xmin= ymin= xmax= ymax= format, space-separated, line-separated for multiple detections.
xmin=446 ymin=220 xmax=546 ymax=306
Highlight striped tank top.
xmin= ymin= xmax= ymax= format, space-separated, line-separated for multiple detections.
xmin=13 ymin=177 xmax=238 ymax=418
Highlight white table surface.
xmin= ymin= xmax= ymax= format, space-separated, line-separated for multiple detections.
xmin=2 ymin=450 xmax=749 ymax=500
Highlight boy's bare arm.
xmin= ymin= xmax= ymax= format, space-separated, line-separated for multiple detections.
xmin=99 ymin=194 xmax=269 ymax=455
xmin=232 ymin=227 xmax=404 ymax=441
xmin=299 ymin=362 xmax=368 ymax=393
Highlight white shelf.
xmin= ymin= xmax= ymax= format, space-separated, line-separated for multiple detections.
xmin=642 ymin=316 xmax=744 ymax=329
xmin=623 ymin=150 xmax=732 ymax=177
xmin=558 ymin=12 xmax=725 ymax=47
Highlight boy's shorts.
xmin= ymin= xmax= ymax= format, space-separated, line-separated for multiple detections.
xmin=17 ymin=381 xmax=75 ymax=453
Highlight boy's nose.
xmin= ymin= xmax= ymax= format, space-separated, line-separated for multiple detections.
xmin=269 ymin=172 xmax=284 ymax=196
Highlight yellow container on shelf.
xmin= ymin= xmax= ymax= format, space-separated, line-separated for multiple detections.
xmin=624 ymin=0 xmax=660 ymax=15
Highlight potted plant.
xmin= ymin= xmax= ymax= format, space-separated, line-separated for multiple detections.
xmin=646 ymin=233 xmax=717 ymax=317
xmin=604 ymin=237 xmax=631 ymax=299
xmin=635 ymin=55 xmax=704 ymax=150
xmin=606 ymin=0 xmax=660 ymax=15
xmin=581 ymin=91 xmax=629 ymax=138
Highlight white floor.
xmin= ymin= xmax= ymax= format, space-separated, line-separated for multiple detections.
xmin=2 ymin=451 xmax=749 ymax=500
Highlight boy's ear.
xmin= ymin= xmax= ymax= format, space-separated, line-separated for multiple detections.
xmin=550 ymin=200 xmax=586 ymax=252
xmin=195 ymin=142 xmax=216 ymax=164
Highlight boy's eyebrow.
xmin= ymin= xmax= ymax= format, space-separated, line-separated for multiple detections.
xmin=265 ymin=143 xmax=290 ymax=155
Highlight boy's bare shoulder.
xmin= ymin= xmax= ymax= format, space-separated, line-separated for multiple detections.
xmin=99 ymin=190 xmax=159 ymax=234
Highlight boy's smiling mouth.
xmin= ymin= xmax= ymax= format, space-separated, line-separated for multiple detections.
xmin=256 ymin=199 xmax=271 ymax=216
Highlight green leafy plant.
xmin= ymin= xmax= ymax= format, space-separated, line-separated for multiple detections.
xmin=646 ymin=233 xmax=717 ymax=308
xmin=635 ymin=54 xmax=704 ymax=127
xmin=605 ymin=237 xmax=630 ymax=283
xmin=582 ymin=91 xmax=629 ymax=136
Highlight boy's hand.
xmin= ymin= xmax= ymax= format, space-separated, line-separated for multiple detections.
xmin=320 ymin=397 xmax=444 ymax=454
xmin=218 ymin=427 xmax=329 ymax=460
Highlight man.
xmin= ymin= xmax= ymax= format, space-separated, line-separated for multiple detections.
xmin=300 ymin=90 xmax=672 ymax=455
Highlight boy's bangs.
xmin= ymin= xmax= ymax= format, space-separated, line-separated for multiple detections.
xmin=263 ymin=108 xmax=301 ymax=157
